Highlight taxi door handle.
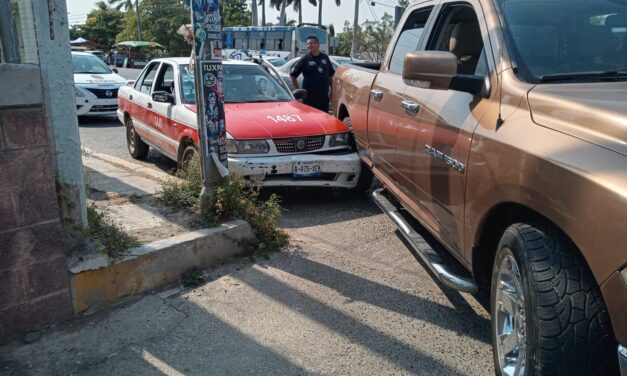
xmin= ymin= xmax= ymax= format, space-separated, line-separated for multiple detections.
xmin=129 ymin=94 xmax=133 ymax=101
xmin=370 ymin=89 xmax=383 ymax=100
xmin=401 ymin=100 xmax=419 ymax=114
xmin=147 ymin=103 xmax=153 ymax=109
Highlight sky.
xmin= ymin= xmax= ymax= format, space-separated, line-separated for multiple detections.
xmin=66 ymin=0 xmax=400 ymax=30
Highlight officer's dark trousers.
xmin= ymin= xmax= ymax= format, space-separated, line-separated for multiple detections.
xmin=304 ymin=94 xmax=330 ymax=113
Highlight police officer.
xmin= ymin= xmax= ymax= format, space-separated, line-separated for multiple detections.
xmin=289 ymin=35 xmax=335 ymax=113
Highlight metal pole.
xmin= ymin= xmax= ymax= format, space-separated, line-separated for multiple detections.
xmin=318 ymin=0 xmax=323 ymax=25
xmin=0 ymin=0 xmax=20 ymax=63
xmin=135 ymin=0 xmax=142 ymax=40
xmin=191 ymin=0 xmax=229 ymax=214
xmin=251 ymin=0 xmax=258 ymax=26
xmin=351 ymin=0 xmax=359 ymax=58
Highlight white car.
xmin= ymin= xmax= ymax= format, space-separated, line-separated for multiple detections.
xmin=72 ymin=52 xmax=127 ymax=116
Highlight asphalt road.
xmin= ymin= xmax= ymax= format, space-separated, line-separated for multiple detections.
xmin=75 ymin=108 xmax=494 ymax=374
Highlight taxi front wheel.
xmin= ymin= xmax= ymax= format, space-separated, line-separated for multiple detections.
xmin=125 ymin=116 xmax=148 ymax=159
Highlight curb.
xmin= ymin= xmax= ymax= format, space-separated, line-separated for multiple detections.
xmin=82 ymin=147 xmax=174 ymax=182
xmin=70 ymin=220 xmax=253 ymax=313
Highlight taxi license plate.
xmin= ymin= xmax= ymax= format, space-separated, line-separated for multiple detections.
xmin=293 ymin=162 xmax=322 ymax=177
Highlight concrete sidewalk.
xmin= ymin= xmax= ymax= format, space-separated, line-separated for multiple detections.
xmin=0 ymin=210 xmax=493 ymax=376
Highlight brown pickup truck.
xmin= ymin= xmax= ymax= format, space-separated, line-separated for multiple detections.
xmin=332 ymin=0 xmax=627 ymax=374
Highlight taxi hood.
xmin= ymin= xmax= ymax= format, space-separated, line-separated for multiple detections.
xmin=185 ymin=101 xmax=349 ymax=139
xmin=528 ymin=82 xmax=627 ymax=156
xmin=74 ymin=72 xmax=127 ymax=85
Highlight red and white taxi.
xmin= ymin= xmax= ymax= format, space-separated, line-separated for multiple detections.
xmin=117 ymin=58 xmax=362 ymax=188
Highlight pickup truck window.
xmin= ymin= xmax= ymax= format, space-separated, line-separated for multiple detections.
xmin=389 ymin=8 xmax=433 ymax=75
xmin=427 ymin=4 xmax=486 ymax=76
xmin=497 ymin=0 xmax=627 ymax=83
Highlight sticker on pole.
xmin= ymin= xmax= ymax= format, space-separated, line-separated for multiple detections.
xmin=200 ymin=61 xmax=228 ymax=173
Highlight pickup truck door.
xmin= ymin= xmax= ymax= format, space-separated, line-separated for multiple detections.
xmin=367 ymin=6 xmax=435 ymax=180
xmin=147 ymin=62 xmax=178 ymax=158
xmin=397 ymin=0 xmax=496 ymax=256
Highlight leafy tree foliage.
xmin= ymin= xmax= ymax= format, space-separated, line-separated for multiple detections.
xmin=222 ymin=0 xmax=252 ymax=27
xmin=337 ymin=13 xmax=394 ymax=61
xmin=80 ymin=1 xmax=124 ymax=51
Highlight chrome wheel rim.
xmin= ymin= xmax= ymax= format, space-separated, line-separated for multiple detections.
xmin=127 ymin=121 xmax=136 ymax=153
xmin=495 ymin=253 xmax=527 ymax=376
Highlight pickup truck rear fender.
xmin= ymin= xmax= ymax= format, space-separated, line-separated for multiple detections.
xmin=466 ymin=115 xmax=627 ymax=290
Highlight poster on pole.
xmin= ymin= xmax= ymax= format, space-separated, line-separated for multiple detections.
xmin=191 ymin=0 xmax=228 ymax=175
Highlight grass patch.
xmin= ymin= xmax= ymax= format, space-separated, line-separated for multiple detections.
xmin=159 ymin=155 xmax=288 ymax=255
xmin=86 ymin=204 xmax=139 ymax=260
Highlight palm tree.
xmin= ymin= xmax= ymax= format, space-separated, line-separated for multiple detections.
xmin=258 ymin=0 xmax=267 ymax=25
xmin=270 ymin=0 xmax=289 ymax=25
xmin=95 ymin=1 xmax=110 ymax=11
xmin=318 ymin=0 xmax=341 ymax=25
xmin=292 ymin=0 xmax=317 ymax=25
xmin=108 ymin=0 xmax=141 ymax=40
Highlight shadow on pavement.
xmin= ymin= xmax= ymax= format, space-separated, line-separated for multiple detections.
xmin=268 ymin=253 xmax=491 ymax=345
xmin=234 ymin=266 xmax=469 ymax=375
xmin=77 ymin=115 xmax=121 ymax=128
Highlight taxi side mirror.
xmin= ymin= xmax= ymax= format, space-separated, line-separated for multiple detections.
xmin=292 ymin=89 xmax=307 ymax=100
xmin=152 ymin=91 xmax=174 ymax=104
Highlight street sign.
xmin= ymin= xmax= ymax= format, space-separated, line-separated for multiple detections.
xmin=190 ymin=0 xmax=228 ymax=209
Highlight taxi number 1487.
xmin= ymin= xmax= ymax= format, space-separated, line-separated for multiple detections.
xmin=267 ymin=115 xmax=303 ymax=123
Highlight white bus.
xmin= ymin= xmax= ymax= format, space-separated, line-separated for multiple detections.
xmin=223 ymin=24 xmax=329 ymax=61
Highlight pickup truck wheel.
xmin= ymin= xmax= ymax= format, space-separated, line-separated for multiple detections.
xmin=179 ymin=145 xmax=198 ymax=171
xmin=125 ymin=117 xmax=148 ymax=159
xmin=491 ymin=223 xmax=616 ymax=376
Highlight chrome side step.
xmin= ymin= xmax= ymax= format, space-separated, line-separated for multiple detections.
xmin=372 ymin=188 xmax=479 ymax=294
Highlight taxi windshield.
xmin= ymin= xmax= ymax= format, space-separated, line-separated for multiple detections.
xmin=497 ymin=0 xmax=627 ymax=83
xmin=180 ymin=64 xmax=292 ymax=104
xmin=72 ymin=54 xmax=112 ymax=74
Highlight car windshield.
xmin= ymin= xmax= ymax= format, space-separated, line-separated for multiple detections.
xmin=72 ymin=54 xmax=111 ymax=74
xmin=497 ymin=0 xmax=627 ymax=83
xmin=180 ymin=64 xmax=292 ymax=104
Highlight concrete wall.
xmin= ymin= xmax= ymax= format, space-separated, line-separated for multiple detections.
xmin=0 ymin=64 xmax=73 ymax=344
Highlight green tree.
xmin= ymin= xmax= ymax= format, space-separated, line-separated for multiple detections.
xmin=222 ymin=0 xmax=252 ymax=27
xmin=134 ymin=0 xmax=190 ymax=55
xmin=397 ymin=0 xmax=409 ymax=7
xmin=109 ymin=0 xmax=142 ymax=39
xmin=337 ymin=13 xmax=394 ymax=61
xmin=69 ymin=25 xmax=83 ymax=40
xmin=81 ymin=1 xmax=124 ymax=51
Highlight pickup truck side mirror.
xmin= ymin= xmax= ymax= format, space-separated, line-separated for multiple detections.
xmin=292 ymin=88 xmax=307 ymax=100
xmin=152 ymin=91 xmax=174 ymax=104
xmin=403 ymin=51 xmax=488 ymax=98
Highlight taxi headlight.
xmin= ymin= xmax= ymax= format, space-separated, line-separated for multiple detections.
xmin=227 ymin=139 xmax=270 ymax=154
xmin=329 ymin=132 xmax=349 ymax=147
xmin=75 ymin=86 xmax=86 ymax=97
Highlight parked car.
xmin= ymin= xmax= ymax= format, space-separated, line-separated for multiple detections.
xmin=276 ymin=56 xmax=365 ymax=90
xmin=117 ymin=58 xmax=364 ymax=188
xmin=333 ymin=0 xmax=627 ymax=375
xmin=107 ymin=52 xmax=128 ymax=67
xmin=85 ymin=50 xmax=105 ymax=61
xmin=72 ymin=52 xmax=126 ymax=116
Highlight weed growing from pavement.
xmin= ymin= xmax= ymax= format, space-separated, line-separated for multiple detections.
xmin=86 ymin=204 xmax=139 ymax=260
xmin=159 ymin=155 xmax=288 ymax=255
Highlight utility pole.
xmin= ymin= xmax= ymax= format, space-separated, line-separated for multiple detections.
xmin=135 ymin=0 xmax=142 ymax=40
xmin=191 ymin=0 xmax=229 ymax=214
xmin=251 ymin=0 xmax=258 ymax=26
xmin=318 ymin=0 xmax=323 ymax=25
xmin=351 ymin=0 xmax=359 ymax=58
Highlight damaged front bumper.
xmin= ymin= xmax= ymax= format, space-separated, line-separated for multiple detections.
xmin=229 ymin=152 xmax=361 ymax=188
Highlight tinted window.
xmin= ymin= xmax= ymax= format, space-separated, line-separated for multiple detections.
xmin=427 ymin=5 xmax=487 ymax=75
xmin=389 ymin=8 xmax=433 ymax=74
xmin=497 ymin=0 xmax=627 ymax=82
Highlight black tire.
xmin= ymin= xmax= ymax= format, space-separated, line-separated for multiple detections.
xmin=125 ymin=116 xmax=148 ymax=159
xmin=342 ymin=116 xmax=374 ymax=192
xmin=178 ymin=144 xmax=198 ymax=171
xmin=491 ymin=222 xmax=616 ymax=376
